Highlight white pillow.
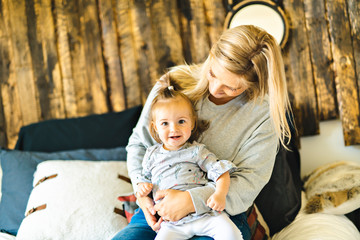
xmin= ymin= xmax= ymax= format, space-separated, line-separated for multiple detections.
xmin=303 ymin=161 xmax=360 ymax=214
xmin=0 ymin=232 xmax=16 ymax=240
xmin=16 ymin=160 xmax=133 ymax=240
xmin=273 ymin=191 xmax=360 ymax=240
xmin=272 ymin=212 xmax=360 ymax=240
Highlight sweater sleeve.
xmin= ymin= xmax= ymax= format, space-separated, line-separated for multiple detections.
xmin=188 ymin=117 xmax=278 ymax=216
xmin=126 ymin=83 xmax=160 ymax=194
xmin=225 ymin=118 xmax=278 ymax=215
xmin=138 ymin=147 xmax=154 ymax=185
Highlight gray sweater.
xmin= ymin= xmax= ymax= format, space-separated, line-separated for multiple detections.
xmin=126 ymin=83 xmax=278 ymax=216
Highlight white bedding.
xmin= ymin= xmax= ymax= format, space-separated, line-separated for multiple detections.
xmin=1 ymin=159 xmax=359 ymax=240
xmin=272 ymin=192 xmax=360 ymax=240
xmin=0 ymin=232 xmax=15 ymax=240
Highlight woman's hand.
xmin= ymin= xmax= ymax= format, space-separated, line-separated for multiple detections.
xmin=153 ymin=189 xmax=195 ymax=222
xmin=137 ymin=195 xmax=163 ymax=231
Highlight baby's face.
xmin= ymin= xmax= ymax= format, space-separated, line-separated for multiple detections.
xmin=153 ymin=97 xmax=194 ymax=151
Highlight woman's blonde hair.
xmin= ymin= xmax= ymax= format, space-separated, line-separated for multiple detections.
xmin=167 ymin=25 xmax=294 ymax=148
xmin=149 ymin=75 xmax=207 ymax=143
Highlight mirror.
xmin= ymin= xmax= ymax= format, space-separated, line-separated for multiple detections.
xmin=224 ymin=0 xmax=289 ymax=48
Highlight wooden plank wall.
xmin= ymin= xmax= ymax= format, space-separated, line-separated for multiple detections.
xmin=0 ymin=0 xmax=359 ymax=148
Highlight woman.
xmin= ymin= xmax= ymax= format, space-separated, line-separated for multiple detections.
xmin=112 ymin=25 xmax=293 ymax=240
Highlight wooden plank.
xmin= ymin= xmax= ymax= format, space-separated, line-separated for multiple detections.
xmin=131 ymin=0 xmax=158 ymax=101
xmin=326 ymin=0 xmax=360 ymax=146
xmin=347 ymin=0 xmax=360 ymax=104
xmin=0 ymin=1 xmax=7 ymax=148
xmin=178 ymin=0 xmax=209 ymax=63
xmin=6 ymin=0 xmax=40 ymax=125
xmin=59 ymin=0 xmax=92 ymax=116
xmin=148 ymin=0 xmax=184 ymax=72
xmin=0 ymin=61 xmax=22 ymax=148
xmin=178 ymin=0 xmax=193 ymax=63
xmin=114 ymin=0 xmax=141 ymax=108
xmin=282 ymin=49 xmax=301 ymax=148
xmin=303 ymin=0 xmax=338 ymax=120
xmin=29 ymin=0 xmax=66 ymax=120
xmin=203 ymin=0 xmax=226 ymax=47
xmin=0 ymin=0 xmax=23 ymax=148
xmin=283 ymin=0 xmax=319 ymax=136
xmin=0 ymin=92 xmax=6 ymax=148
xmin=54 ymin=0 xmax=78 ymax=118
xmin=79 ymin=0 xmax=108 ymax=114
xmin=98 ymin=0 xmax=126 ymax=111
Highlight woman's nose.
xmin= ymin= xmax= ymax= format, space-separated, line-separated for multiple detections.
xmin=211 ymin=80 xmax=223 ymax=93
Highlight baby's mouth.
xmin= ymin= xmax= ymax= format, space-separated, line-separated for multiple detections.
xmin=169 ymin=136 xmax=181 ymax=140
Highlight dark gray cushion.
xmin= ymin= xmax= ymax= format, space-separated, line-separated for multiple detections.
xmin=15 ymin=106 xmax=142 ymax=152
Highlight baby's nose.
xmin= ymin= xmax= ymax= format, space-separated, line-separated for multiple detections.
xmin=169 ymin=123 xmax=178 ymax=132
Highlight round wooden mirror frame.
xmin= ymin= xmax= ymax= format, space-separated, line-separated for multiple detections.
xmin=224 ymin=0 xmax=289 ymax=49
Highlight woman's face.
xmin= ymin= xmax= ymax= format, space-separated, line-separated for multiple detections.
xmin=207 ymin=58 xmax=247 ymax=104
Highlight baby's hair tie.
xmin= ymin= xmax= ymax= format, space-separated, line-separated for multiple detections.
xmin=168 ymin=86 xmax=174 ymax=91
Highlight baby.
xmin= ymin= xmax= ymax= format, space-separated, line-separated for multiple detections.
xmin=136 ymin=79 xmax=243 ymax=240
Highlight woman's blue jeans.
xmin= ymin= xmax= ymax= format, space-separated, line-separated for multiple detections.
xmin=111 ymin=208 xmax=251 ymax=240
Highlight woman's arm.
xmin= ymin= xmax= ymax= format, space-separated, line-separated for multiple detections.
xmin=224 ymin=117 xmax=278 ymax=215
xmin=187 ymin=117 xmax=278 ymax=216
xmin=126 ymin=84 xmax=159 ymax=194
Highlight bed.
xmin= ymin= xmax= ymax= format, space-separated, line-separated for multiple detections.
xmin=0 ymin=106 xmax=359 ymax=239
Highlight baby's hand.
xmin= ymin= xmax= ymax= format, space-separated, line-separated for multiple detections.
xmin=137 ymin=182 xmax=153 ymax=197
xmin=206 ymin=192 xmax=226 ymax=212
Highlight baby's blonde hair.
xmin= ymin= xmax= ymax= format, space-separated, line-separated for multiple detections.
xmin=168 ymin=25 xmax=294 ymax=148
xmin=149 ymin=75 xmax=206 ymax=143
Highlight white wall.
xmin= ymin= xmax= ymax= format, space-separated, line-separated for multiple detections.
xmin=299 ymin=119 xmax=360 ymax=177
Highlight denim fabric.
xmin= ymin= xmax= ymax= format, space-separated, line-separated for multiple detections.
xmin=111 ymin=208 xmax=251 ymax=240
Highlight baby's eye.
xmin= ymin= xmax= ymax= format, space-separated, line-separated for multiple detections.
xmin=179 ymin=119 xmax=186 ymax=124
xmin=161 ymin=122 xmax=168 ymax=126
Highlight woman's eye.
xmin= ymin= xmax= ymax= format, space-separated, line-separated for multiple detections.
xmin=229 ymin=87 xmax=237 ymax=92
xmin=228 ymin=86 xmax=240 ymax=92
xmin=179 ymin=120 xmax=185 ymax=124
xmin=209 ymin=69 xmax=215 ymax=78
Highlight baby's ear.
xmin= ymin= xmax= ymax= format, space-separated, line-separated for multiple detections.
xmin=192 ymin=117 xmax=197 ymax=130
xmin=151 ymin=121 xmax=157 ymax=132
